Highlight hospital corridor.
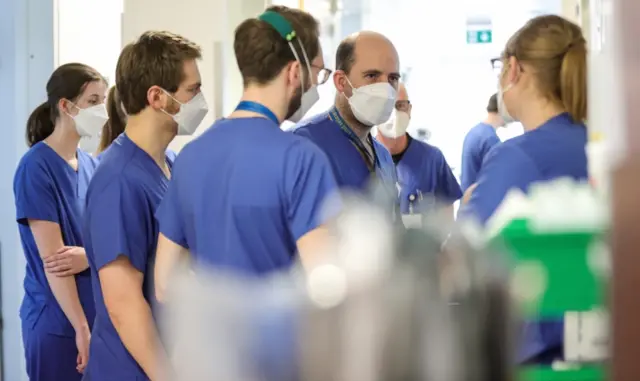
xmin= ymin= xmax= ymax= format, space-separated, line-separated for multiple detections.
xmin=0 ymin=0 xmax=637 ymax=379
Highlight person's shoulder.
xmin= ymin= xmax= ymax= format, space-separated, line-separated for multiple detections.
xmin=17 ymin=142 xmax=49 ymax=169
xmin=485 ymin=137 xmax=534 ymax=168
xmin=291 ymin=110 xmax=331 ymax=135
xmin=410 ymin=139 xmax=447 ymax=161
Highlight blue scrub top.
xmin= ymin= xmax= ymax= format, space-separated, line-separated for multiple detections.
xmin=391 ymin=136 xmax=462 ymax=214
xmin=462 ymin=112 xmax=588 ymax=364
xmin=14 ymin=143 xmax=97 ymax=337
xmin=293 ymin=109 xmax=398 ymax=191
xmin=156 ymin=117 xmax=339 ymax=275
xmin=83 ymin=133 xmax=175 ymax=380
xmin=460 ymin=122 xmax=501 ymax=192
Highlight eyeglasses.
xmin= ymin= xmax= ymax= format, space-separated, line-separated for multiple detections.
xmin=311 ymin=64 xmax=332 ymax=85
xmin=396 ymin=100 xmax=411 ymax=112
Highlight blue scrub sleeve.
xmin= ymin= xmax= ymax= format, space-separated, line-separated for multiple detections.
xmin=480 ymin=134 xmax=501 ymax=162
xmin=14 ymin=161 xmax=59 ymax=225
xmin=435 ymin=151 xmax=463 ymax=203
xmin=462 ymin=144 xmax=539 ymax=224
xmin=284 ymin=141 xmax=340 ymax=241
xmin=156 ymin=174 xmax=187 ymax=249
xmin=88 ymin=179 xmax=151 ymax=273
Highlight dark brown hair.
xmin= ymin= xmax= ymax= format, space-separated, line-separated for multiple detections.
xmin=503 ymin=14 xmax=587 ymax=122
xmin=26 ymin=63 xmax=104 ymax=147
xmin=233 ymin=5 xmax=320 ymax=87
xmin=336 ymin=37 xmax=356 ymax=74
xmin=116 ymin=31 xmax=202 ymax=116
xmin=97 ymin=86 xmax=127 ymax=153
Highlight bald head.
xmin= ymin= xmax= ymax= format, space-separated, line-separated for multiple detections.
xmin=334 ymin=30 xmax=401 ymax=98
xmin=336 ymin=31 xmax=398 ymax=75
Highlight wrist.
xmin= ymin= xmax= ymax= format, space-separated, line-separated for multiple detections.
xmin=73 ymin=321 xmax=90 ymax=334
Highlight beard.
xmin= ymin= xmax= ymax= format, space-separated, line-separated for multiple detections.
xmin=284 ymin=86 xmax=303 ymax=121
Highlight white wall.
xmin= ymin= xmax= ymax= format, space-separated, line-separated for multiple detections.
xmin=0 ymin=0 xmax=56 ymax=378
xmin=122 ymin=0 xmax=269 ymax=152
xmin=57 ymin=0 xmax=124 ymax=154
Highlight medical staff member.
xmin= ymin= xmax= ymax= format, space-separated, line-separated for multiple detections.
xmin=293 ymin=31 xmax=399 ymax=192
xmin=154 ymin=6 xmax=338 ymax=295
xmin=462 ymin=15 xmax=588 ymax=364
xmin=460 ymin=93 xmax=503 ymax=192
xmin=376 ymin=83 xmax=462 ymax=223
xmin=83 ymin=31 xmax=204 ymax=381
xmin=97 ymin=86 xmax=127 ymax=154
xmin=13 ymin=63 xmax=108 ymax=380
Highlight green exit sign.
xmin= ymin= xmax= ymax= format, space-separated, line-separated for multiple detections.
xmin=467 ymin=30 xmax=492 ymax=44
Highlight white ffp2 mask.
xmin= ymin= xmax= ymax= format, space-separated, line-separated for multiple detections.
xmin=164 ymin=91 xmax=209 ymax=135
xmin=378 ymin=109 xmax=410 ymax=138
xmin=345 ymin=80 xmax=397 ymax=126
xmin=72 ymin=104 xmax=109 ymax=138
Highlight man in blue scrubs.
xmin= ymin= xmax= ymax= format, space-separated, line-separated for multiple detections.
xmin=375 ymin=83 xmax=462 ymax=223
xmin=154 ymin=6 xmax=338 ymax=297
xmin=83 ymin=31 xmax=205 ymax=380
xmin=460 ymin=93 xmax=503 ymax=192
xmin=293 ymin=31 xmax=399 ymax=192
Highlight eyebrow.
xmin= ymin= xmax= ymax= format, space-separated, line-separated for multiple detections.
xmin=363 ymin=69 xmax=383 ymax=76
xmin=189 ymin=82 xmax=202 ymax=89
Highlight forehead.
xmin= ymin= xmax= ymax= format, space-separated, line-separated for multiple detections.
xmin=180 ymin=59 xmax=201 ymax=85
xmin=80 ymin=80 xmax=107 ymax=98
xmin=351 ymin=37 xmax=399 ymax=73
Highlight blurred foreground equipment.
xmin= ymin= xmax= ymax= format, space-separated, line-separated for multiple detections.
xmin=163 ymin=190 xmax=515 ymax=381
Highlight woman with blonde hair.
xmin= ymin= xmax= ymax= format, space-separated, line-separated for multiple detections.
xmin=462 ymin=15 xmax=588 ymax=363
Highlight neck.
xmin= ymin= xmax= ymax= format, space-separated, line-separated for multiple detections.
xmin=44 ymin=124 xmax=80 ymax=160
xmin=234 ymin=85 xmax=288 ymax=123
xmin=517 ymin=98 xmax=566 ymax=132
xmin=335 ymin=97 xmax=371 ymax=140
xmin=485 ymin=114 xmax=502 ymax=128
xmin=125 ymin=113 xmax=175 ymax=166
xmin=376 ymin=133 xmax=408 ymax=155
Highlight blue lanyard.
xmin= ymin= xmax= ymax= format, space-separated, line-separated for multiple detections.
xmin=328 ymin=107 xmax=379 ymax=172
xmin=235 ymin=101 xmax=280 ymax=126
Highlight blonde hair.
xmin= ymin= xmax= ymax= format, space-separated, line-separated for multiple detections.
xmin=503 ymin=15 xmax=587 ymax=122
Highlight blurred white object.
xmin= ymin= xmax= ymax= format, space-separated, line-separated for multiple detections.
xmin=165 ymin=271 xmax=302 ymax=381
xmin=486 ymin=178 xmax=608 ymax=239
xmin=586 ymin=139 xmax=612 ymax=198
xmin=564 ymin=309 xmax=609 ymax=362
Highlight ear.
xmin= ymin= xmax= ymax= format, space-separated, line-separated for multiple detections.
xmin=333 ymin=70 xmax=349 ymax=94
xmin=286 ymin=60 xmax=302 ymax=89
xmin=147 ymin=85 xmax=166 ymax=110
xmin=506 ymin=56 xmax=520 ymax=84
xmin=57 ymin=98 xmax=74 ymax=116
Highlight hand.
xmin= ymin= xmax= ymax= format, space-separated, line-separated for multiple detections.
xmin=44 ymin=246 xmax=89 ymax=277
xmin=462 ymin=183 xmax=478 ymax=205
xmin=75 ymin=326 xmax=91 ymax=374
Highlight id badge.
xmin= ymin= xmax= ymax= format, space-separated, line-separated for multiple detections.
xmin=401 ymin=214 xmax=422 ymax=229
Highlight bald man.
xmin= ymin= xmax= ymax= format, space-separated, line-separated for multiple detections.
xmin=293 ymin=31 xmax=399 ymax=195
xmin=375 ymin=83 xmax=462 ymax=225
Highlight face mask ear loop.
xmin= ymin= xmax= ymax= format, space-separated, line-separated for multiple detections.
xmin=287 ymin=41 xmax=305 ymax=96
xmin=296 ymin=38 xmax=314 ymax=90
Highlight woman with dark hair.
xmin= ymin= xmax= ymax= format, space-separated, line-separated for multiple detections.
xmin=13 ymin=62 xmax=107 ymax=380
xmin=97 ymin=86 xmax=127 ymax=154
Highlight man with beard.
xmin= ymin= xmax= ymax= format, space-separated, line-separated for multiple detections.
xmin=294 ymin=31 xmax=400 ymax=193
xmin=154 ymin=6 xmax=338 ymax=293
